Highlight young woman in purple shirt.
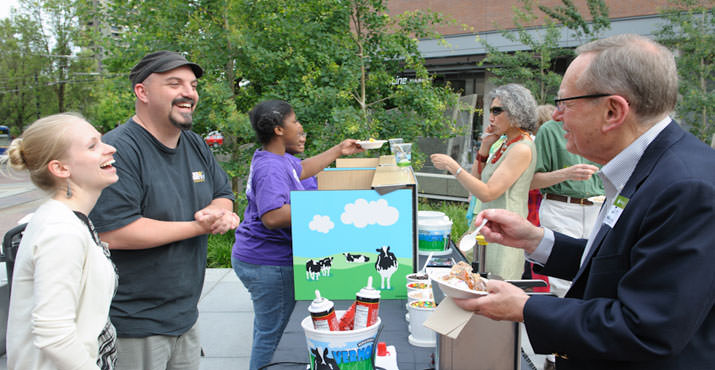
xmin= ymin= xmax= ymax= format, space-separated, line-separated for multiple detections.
xmin=232 ymin=100 xmax=362 ymax=370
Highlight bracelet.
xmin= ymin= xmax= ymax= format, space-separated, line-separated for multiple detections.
xmin=477 ymin=153 xmax=489 ymax=163
xmin=455 ymin=167 xmax=463 ymax=176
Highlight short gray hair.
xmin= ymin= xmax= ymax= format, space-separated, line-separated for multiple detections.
xmin=575 ymin=34 xmax=678 ymax=121
xmin=487 ymin=83 xmax=537 ymax=132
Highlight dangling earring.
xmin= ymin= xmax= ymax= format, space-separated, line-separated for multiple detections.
xmin=65 ymin=180 xmax=72 ymax=199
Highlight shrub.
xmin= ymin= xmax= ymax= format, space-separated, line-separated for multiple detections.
xmin=206 ymin=231 xmax=235 ymax=268
xmin=417 ymin=199 xmax=470 ymax=244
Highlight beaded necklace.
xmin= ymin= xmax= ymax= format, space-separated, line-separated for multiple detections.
xmin=490 ymin=129 xmax=530 ymax=164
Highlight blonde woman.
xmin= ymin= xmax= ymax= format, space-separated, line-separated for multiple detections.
xmin=4 ymin=113 xmax=119 ymax=370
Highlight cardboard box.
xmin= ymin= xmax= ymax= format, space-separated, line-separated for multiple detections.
xmin=290 ymin=156 xmax=417 ymax=300
xmin=424 ymin=297 xmax=521 ymax=370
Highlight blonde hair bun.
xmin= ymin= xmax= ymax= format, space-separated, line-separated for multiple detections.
xmin=7 ymin=138 xmax=28 ymax=171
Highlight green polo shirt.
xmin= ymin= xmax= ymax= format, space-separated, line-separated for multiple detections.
xmin=534 ymin=120 xmax=604 ymax=198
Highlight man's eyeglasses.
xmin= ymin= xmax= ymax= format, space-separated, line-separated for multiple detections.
xmin=554 ymin=93 xmax=611 ymax=112
xmin=298 ymin=132 xmax=307 ymax=138
xmin=489 ymin=106 xmax=505 ymax=116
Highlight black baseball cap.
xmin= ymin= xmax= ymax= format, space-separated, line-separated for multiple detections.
xmin=129 ymin=51 xmax=204 ymax=86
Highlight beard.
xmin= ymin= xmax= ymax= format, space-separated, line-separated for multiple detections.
xmin=169 ymin=97 xmax=195 ymax=130
xmin=170 ymin=112 xmax=193 ymax=130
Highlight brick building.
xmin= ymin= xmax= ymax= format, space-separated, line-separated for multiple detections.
xmin=388 ymin=1 xmax=671 ymax=195
xmin=387 ymin=0 xmax=669 ymax=112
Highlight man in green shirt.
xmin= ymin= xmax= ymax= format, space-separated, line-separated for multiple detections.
xmin=531 ymin=119 xmax=604 ymax=369
xmin=531 ymin=119 xmax=604 ymax=293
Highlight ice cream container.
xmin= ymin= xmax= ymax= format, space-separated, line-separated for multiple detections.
xmin=405 ymin=272 xmax=429 ymax=285
xmin=418 ymin=210 xmax=446 ymax=221
xmin=407 ymin=300 xmax=437 ymax=347
xmin=302 ymin=310 xmax=381 ymax=370
xmin=407 ymin=289 xmax=434 ymax=304
xmin=406 ymin=282 xmax=431 ymax=294
xmin=418 ymin=216 xmax=452 ymax=255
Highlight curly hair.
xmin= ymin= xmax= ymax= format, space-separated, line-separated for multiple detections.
xmin=249 ymin=100 xmax=294 ymax=145
xmin=487 ymin=84 xmax=537 ymax=132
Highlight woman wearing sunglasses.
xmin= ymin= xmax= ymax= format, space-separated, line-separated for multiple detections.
xmin=431 ymin=83 xmax=537 ymax=280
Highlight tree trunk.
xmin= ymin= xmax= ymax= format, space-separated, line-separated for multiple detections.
xmin=57 ymin=57 xmax=67 ymax=112
xmin=700 ymin=57 xmax=707 ymax=140
xmin=35 ymin=73 xmax=41 ymax=119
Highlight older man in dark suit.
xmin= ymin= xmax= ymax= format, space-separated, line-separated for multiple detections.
xmin=456 ymin=34 xmax=715 ymax=370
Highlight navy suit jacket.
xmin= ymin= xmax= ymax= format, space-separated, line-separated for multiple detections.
xmin=525 ymin=121 xmax=715 ymax=370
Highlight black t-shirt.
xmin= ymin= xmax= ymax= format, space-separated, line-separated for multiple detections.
xmin=90 ymin=119 xmax=234 ymax=337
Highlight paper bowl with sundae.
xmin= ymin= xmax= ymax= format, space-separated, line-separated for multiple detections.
xmin=356 ymin=138 xmax=387 ymax=150
xmin=430 ymin=261 xmax=488 ymax=299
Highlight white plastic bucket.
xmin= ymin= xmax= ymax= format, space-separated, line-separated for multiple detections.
xmin=407 ymin=301 xmax=437 ymax=347
xmin=301 ymin=310 xmax=381 ymax=369
xmin=418 ymin=216 xmax=452 ymax=255
xmin=405 ymin=272 xmax=429 ymax=285
xmin=407 ymin=289 xmax=434 ymax=305
xmin=405 ymin=290 xmax=435 ymax=321
xmin=406 ymin=282 xmax=431 ymax=294
xmin=417 ymin=210 xmax=446 ymax=221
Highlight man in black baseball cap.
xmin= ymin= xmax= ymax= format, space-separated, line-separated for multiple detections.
xmin=90 ymin=50 xmax=238 ymax=370
xmin=129 ymin=50 xmax=203 ymax=87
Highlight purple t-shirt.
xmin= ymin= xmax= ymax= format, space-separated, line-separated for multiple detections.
xmin=233 ymin=149 xmax=305 ymax=266
xmin=287 ymin=153 xmax=318 ymax=190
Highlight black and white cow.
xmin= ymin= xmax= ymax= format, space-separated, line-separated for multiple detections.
xmin=342 ymin=252 xmax=370 ymax=263
xmin=319 ymin=257 xmax=333 ymax=277
xmin=311 ymin=347 xmax=339 ymax=370
xmin=375 ymin=245 xmax=398 ymax=290
xmin=306 ymin=259 xmax=322 ymax=280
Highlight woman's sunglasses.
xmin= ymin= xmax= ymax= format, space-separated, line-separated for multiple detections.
xmin=490 ymin=106 xmax=505 ymax=116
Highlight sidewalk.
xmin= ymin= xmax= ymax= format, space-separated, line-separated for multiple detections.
xmin=0 ymin=268 xmax=254 ymax=370
xmin=0 ymin=171 xmax=47 ymax=238
xmin=196 ymin=268 xmax=253 ymax=369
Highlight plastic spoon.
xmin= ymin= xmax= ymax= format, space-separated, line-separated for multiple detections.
xmin=458 ymin=218 xmax=489 ymax=252
xmin=420 ymin=252 xmax=434 ymax=275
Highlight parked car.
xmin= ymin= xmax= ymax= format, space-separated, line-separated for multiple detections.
xmin=204 ymin=130 xmax=224 ymax=148
xmin=0 ymin=125 xmax=11 ymax=155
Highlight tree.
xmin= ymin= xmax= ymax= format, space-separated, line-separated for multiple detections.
xmin=0 ymin=12 xmax=56 ymax=134
xmin=0 ymin=0 xmax=103 ymax=133
xmin=478 ymin=0 xmax=611 ymax=104
xmin=538 ymin=0 xmax=610 ymax=42
xmin=229 ymin=0 xmax=460 ymax=151
xmin=87 ymin=0 xmax=230 ymax=134
xmin=88 ymin=0 xmax=460 ymax=211
xmin=656 ymin=0 xmax=714 ymax=143
xmin=478 ymin=0 xmax=570 ymax=104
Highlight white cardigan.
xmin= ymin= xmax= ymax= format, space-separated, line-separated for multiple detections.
xmin=7 ymin=199 xmax=116 ymax=370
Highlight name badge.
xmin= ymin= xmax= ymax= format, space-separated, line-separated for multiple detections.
xmin=603 ymin=195 xmax=629 ymax=228
xmin=192 ymin=171 xmax=205 ymax=183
